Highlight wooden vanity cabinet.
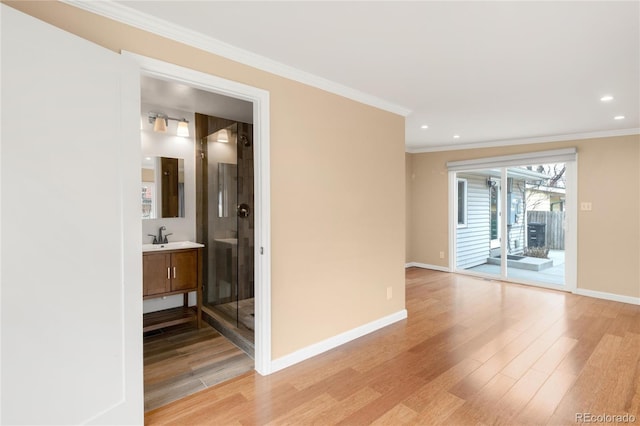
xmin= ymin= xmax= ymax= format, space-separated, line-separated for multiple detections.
xmin=143 ymin=253 xmax=171 ymax=296
xmin=170 ymin=250 xmax=198 ymax=292
xmin=143 ymin=250 xmax=198 ymax=296
xmin=143 ymin=248 xmax=202 ymax=331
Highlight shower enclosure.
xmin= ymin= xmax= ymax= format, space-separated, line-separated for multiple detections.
xmin=195 ymin=114 xmax=255 ymax=354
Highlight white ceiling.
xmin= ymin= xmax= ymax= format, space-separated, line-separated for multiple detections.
xmin=141 ymin=75 xmax=253 ymax=123
xmin=109 ymin=1 xmax=639 ymax=151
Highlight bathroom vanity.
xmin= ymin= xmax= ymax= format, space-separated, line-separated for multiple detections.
xmin=142 ymin=242 xmax=204 ymax=332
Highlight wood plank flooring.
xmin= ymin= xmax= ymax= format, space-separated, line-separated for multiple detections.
xmin=145 ymin=269 xmax=640 ymax=424
xmin=144 ymin=323 xmax=254 ymax=411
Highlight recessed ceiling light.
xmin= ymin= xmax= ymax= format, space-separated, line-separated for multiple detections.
xmin=614 ymin=115 xmax=625 ymax=120
xmin=600 ymin=95 xmax=614 ymax=102
xmin=421 ymin=125 xmax=429 ymax=129
xmin=453 ymin=134 xmax=461 ymax=139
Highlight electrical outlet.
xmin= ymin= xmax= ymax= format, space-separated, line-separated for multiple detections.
xmin=439 ymin=251 xmax=445 ymax=259
xmin=386 ymin=287 xmax=393 ymax=300
xmin=580 ymin=202 xmax=592 ymax=211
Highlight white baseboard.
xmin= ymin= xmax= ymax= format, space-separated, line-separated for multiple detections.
xmin=269 ymin=309 xmax=408 ymax=374
xmin=405 ymin=262 xmax=450 ymax=272
xmin=573 ymin=288 xmax=640 ymax=305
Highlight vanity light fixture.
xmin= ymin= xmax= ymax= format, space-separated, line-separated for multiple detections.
xmin=421 ymin=124 xmax=429 ymax=129
xmin=176 ymin=121 xmax=190 ymax=137
xmin=148 ymin=112 xmax=190 ymax=137
xmin=152 ymin=114 xmax=167 ymax=133
xmin=600 ymin=95 xmax=614 ymax=102
xmin=614 ymin=115 xmax=625 ymax=120
xmin=453 ymin=134 xmax=461 ymax=139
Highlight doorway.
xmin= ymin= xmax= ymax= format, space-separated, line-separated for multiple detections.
xmin=449 ymin=149 xmax=577 ymax=291
xmin=139 ymin=76 xmax=258 ymax=410
xmin=126 ymin=52 xmax=273 ymax=375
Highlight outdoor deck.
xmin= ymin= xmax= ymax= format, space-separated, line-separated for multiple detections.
xmin=465 ymin=250 xmax=565 ymax=285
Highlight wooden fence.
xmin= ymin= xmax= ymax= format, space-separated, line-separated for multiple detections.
xmin=527 ymin=211 xmax=565 ymax=250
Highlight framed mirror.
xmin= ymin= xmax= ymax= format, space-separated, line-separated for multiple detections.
xmin=142 ymin=156 xmax=185 ymax=219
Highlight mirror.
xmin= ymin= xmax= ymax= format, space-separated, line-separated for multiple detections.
xmin=142 ymin=156 xmax=185 ymax=219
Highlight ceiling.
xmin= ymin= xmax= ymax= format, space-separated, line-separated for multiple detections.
xmin=141 ymin=75 xmax=253 ymax=123
xmin=109 ymin=1 xmax=639 ymax=151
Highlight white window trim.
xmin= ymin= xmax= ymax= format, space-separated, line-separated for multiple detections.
xmin=446 ymin=148 xmax=576 ymax=171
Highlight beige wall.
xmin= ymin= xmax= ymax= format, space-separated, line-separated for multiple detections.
xmin=408 ymin=134 xmax=640 ymax=299
xmin=8 ymin=1 xmax=406 ymax=358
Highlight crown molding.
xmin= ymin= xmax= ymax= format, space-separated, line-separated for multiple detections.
xmin=61 ymin=0 xmax=412 ymax=117
xmin=406 ymin=128 xmax=640 ymax=153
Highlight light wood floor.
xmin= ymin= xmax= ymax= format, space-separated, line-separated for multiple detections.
xmin=144 ymin=323 xmax=254 ymax=411
xmin=145 ymin=269 xmax=640 ymax=424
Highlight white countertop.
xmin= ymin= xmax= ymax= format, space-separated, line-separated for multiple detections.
xmin=142 ymin=241 xmax=205 ymax=252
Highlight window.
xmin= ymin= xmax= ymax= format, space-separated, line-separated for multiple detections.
xmin=457 ymin=178 xmax=467 ymax=227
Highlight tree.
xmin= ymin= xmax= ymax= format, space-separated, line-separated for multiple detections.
xmin=535 ymin=164 xmax=566 ymax=188
xmin=522 ymin=163 xmax=567 ymax=211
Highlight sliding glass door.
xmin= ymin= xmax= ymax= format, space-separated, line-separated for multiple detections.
xmin=505 ymin=165 xmax=566 ymax=285
xmin=450 ymin=150 xmax=576 ymax=290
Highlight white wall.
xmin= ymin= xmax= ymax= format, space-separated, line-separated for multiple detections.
xmin=141 ymin=103 xmax=196 ymax=242
xmin=140 ymin=103 xmax=197 ymax=313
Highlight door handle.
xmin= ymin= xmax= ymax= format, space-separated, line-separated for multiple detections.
xmin=173 ymin=266 xmax=176 ymax=279
xmin=237 ymin=203 xmax=250 ymax=218
xmin=167 ymin=267 xmax=170 ymax=280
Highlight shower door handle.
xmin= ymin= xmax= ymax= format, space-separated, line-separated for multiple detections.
xmin=237 ymin=203 xmax=251 ymax=218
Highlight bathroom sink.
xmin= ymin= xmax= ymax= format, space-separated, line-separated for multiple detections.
xmin=142 ymin=241 xmax=204 ymax=252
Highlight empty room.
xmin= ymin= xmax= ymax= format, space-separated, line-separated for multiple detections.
xmin=2 ymin=1 xmax=638 ymax=424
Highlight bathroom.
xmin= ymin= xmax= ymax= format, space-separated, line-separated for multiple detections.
xmin=140 ymin=75 xmax=255 ymax=409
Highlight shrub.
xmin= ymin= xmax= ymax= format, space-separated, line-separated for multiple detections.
xmin=524 ymin=246 xmax=549 ymax=258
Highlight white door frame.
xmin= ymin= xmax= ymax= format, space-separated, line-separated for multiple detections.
xmin=123 ymin=52 xmax=273 ymax=375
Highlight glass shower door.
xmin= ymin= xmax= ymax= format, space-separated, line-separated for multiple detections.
xmin=211 ymin=161 xmax=239 ymax=321
xmin=201 ymin=121 xmax=255 ymax=344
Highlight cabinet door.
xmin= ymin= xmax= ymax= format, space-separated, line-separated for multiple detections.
xmin=143 ymin=253 xmax=171 ymax=296
xmin=171 ymin=250 xmax=198 ymax=291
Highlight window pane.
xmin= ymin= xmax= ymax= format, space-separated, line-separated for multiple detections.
xmin=457 ymin=180 xmax=465 ymax=225
xmin=490 ymin=185 xmax=498 ymax=240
